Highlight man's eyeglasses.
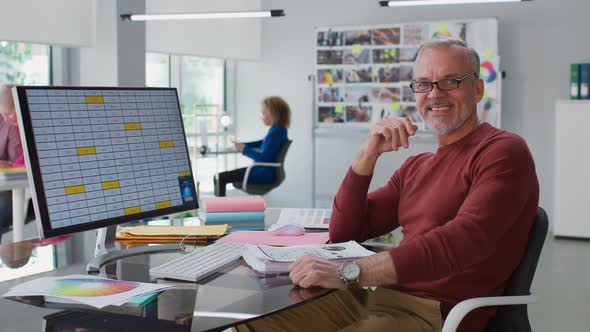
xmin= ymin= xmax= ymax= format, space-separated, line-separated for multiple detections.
xmin=409 ymin=72 xmax=478 ymax=93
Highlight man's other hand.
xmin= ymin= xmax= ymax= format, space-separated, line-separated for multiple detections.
xmin=288 ymin=254 xmax=346 ymax=289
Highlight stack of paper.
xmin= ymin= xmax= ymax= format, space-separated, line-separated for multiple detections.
xmin=2 ymin=275 xmax=174 ymax=309
xmin=116 ymin=225 xmax=228 ymax=246
xmin=0 ymin=167 xmax=27 ymax=181
xmin=220 ymin=230 xmax=330 ymax=246
xmin=242 ymin=241 xmax=375 ymax=273
xmin=200 ymin=196 xmax=266 ymax=231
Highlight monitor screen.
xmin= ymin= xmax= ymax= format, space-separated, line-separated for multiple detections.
xmin=14 ymin=87 xmax=198 ymax=238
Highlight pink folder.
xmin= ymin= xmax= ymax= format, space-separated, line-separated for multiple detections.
xmin=219 ymin=231 xmax=329 ymax=246
xmin=203 ymin=196 xmax=266 ymax=213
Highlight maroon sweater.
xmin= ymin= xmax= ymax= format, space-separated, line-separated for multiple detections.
xmin=330 ymin=123 xmax=539 ymax=332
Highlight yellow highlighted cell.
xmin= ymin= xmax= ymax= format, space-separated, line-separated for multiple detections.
xmin=77 ymin=146 xmax=96 ymax=155
xmin=125 ymin=122 xmax=141 ymax=130
xmin=102 ymin=180 xmax=120 ymax=190
xmin=159 ymin=140 xmax=175 ymax=148
xmin=179 ymin=171 xmax=191 ymax=177
xmin=65 ymin=185 xmax=85 ymax=195
xmin=124 ymin=206 xmax=141 ymax=215
xmin=85 ymin=96 xmax=104 ymax=104
xmin=156 ymin=201 xmax=172 ymax=209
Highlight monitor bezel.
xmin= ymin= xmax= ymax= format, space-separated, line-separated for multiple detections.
xmin=14 ymin=86 xmax=199 ymax=239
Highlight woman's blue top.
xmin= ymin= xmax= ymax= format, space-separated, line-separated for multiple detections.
xmin=242 ymin=125 xmax=289 ymax=184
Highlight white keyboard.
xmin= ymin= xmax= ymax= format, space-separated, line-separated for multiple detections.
xmin=150 ymin=241 xmax=247 ymax=282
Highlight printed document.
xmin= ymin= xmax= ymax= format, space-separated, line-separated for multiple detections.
xmin=243 ymin=241 xmax=374 ymax=273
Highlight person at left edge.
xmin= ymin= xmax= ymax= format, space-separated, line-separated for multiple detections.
xmin=0 ymin=84 xmax=24 ymax=240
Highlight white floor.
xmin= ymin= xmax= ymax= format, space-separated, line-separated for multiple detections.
xmin=2 ymin=223 xmax=588 ymax=332
xmin=528 ymin=236 xmax=590 ymax=331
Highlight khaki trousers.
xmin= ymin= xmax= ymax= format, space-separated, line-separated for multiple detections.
xmin=236 ymin=288 xmax=443 ymax=332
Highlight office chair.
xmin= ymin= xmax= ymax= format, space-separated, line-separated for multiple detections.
xmin=232 ymin=140 xmax=292 ymax=195
xmin=442 ymin=207 xmax=549 ymax=332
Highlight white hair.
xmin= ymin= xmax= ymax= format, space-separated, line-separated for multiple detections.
xmin=0 ymin=84 xmax=17 ymax=122
xmin=416 ymin=38 xmax=480 ymax=74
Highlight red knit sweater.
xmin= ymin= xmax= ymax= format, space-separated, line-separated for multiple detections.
xmin=329 ymin=123 xmax=539 ymax=332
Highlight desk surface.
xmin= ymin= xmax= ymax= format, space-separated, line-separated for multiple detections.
xmin=0 ymin=209 xmax=332 ymax=332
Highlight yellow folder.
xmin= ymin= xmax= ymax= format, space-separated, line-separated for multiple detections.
xmin=120 ymin=225 xmax=228 ymax=237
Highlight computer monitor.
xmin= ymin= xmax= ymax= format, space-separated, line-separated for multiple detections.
xmin=13 ymin=86 xmax=198 ymax=271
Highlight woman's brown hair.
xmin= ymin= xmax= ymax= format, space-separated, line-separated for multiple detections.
xmin=262 ymin=96 xmax=291 ymax=128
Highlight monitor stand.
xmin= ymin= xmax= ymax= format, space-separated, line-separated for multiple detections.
xmin=86 ymin=225 xmax=180 ymax=273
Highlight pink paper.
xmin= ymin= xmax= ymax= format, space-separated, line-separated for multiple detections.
xmin=220 ymin=231 xmax=329 ymax=246
xmin=203 ymin=196 xmax=266 ymax=213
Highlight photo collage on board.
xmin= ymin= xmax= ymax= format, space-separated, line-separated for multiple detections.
xmin=316 ymin=22 xmax=468 ymax=129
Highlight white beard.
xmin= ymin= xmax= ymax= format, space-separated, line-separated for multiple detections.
xmin=426 ymin=106 xmax=472 ymax=135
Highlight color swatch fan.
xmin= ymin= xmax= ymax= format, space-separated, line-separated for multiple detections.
xmin=2 ymin=275 xmax=173 ymax=308
xmin=51 ymin=278 xmax=139 ymax=297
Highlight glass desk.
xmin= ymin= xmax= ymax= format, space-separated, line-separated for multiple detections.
xmin=0 ymin=209 xmax=333 ymax=332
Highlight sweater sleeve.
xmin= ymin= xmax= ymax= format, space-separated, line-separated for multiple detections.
xmin=329 ymin=167 xmax=402 ymax=243
xmin=242 ymin=127 xmax=284 ymax=162
xmin=389 ymin=136 xmax=538 ymax=284
xmin=7 ymin=124 xmax=23 ymax=162
xmin=244 ymin=140 xmax=263 ymax=148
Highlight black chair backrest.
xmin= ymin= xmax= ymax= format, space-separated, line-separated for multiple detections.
xmin=235 ymin=140 xmax=292 ymax=195
xmin=273 ymin=140 xmax=292 ymax=185
xmin=486 ymin=207 xmax=549 ymax=332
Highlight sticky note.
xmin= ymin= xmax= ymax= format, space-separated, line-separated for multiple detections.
xmin=334 ymin=104 xmax=344 ymax=113
xmin=391 ymin=102 xmax=401 ymax=112
xmin=483 ymin=49 xmax=494 ymax=61
xmin=438 ymin=23 xmax=449 ymax=34
xmin=390 ymin=48 xmax=397 ymax=57
xmin=351 ymin=44 xmax=361 ymax=56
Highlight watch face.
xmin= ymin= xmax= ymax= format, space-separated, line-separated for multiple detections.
xmin=341 ymin=262 xmax=360 ymax=281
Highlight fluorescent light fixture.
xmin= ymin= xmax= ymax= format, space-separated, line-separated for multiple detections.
xmin=379 ymin=0 xmax=530 ymax=7
xmin=120 ymin=9 xmax=285 ymax=21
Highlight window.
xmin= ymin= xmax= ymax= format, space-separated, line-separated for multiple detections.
xmin=180 ymin=56 xmax=227 ymax=195
xmin=180 ymin=56 xmax=225 ymax=113
xmin=145 ymin=53 xmax=232 ymax=195
xmin=0 ymin=41 xmax=51 ymax=85
xmin=146 ymin=52 xmax=170 ymax=87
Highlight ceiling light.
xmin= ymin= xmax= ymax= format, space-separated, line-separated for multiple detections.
xmin=120 ymin=10 xmax=285 ymax=21
xmin=379 ymin=0 xmax=530 ymax=7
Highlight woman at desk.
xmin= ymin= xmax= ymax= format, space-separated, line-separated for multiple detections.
xmin=214 ymin=96 xmax=291 ymax=196
xmin=0 ymin=84 xmax=24 ymax=239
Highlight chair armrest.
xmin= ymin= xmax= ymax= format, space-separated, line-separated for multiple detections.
xmin=242 ymin=162 xmax=282 ymax=191
xmin=441 ymin=294 xmax=537 ymax=332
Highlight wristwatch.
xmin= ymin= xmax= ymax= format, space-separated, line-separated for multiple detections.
xmin=339 ymin=261 xmax=361 ymax=287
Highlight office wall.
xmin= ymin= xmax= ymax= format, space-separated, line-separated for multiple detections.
xmin=0 ymin=0 xmax=95 ymax=46
xmin=235 ymin=0 xmax=590 ymax=228
xmin=145 ymin=0 xmax=262 ymax=60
